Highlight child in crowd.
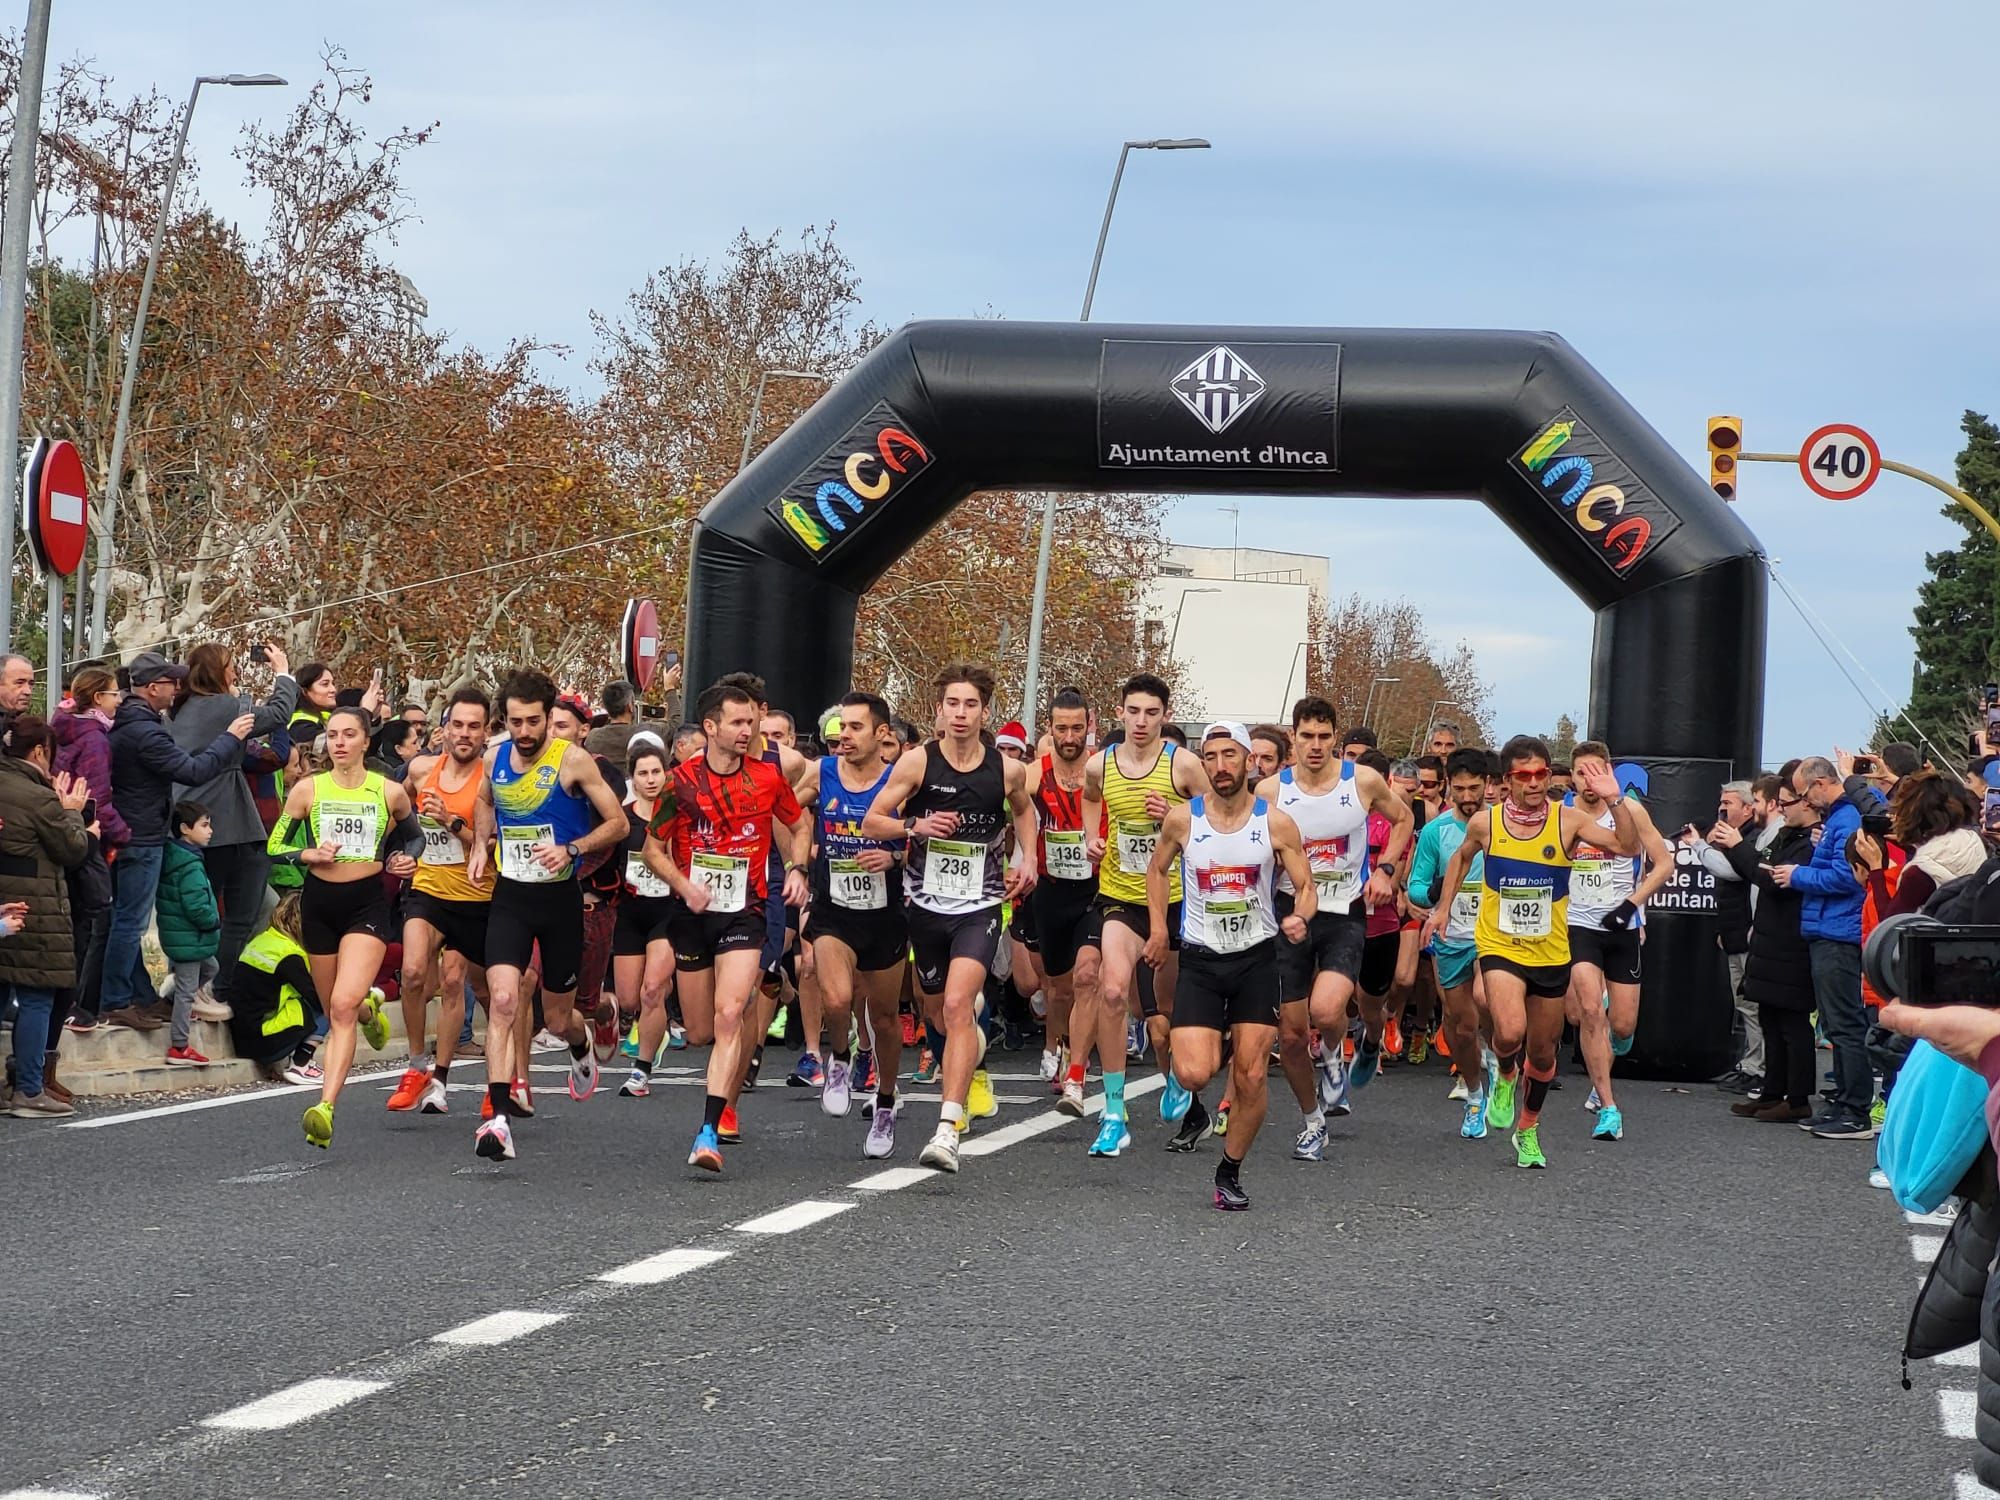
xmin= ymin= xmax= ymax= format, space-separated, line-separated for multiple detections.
xmin=225 ymin=893 xmax=323 ymax=1084
xmin=158 ymin=800 xmax=223 ymax=1066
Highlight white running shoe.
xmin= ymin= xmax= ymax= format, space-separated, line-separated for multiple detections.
xmin=1038 ymin=1049 xmax=1060 ymax=1084
xmin=822 ymin=1057 xmax=853 ymax=1118
xmin=618 ymin=1069 xmax=650 ymax=1098
xmin=1448 ymin=1075 xmax=1470 ymax=1102
xmin=418 ymin=1078 xmax=449 ymax=1114
xmin=532 ymin=1029 xmax=565 ymax=1052
xmin=1585 ymin=1086 xmax=1602 ymax=1113
xmin=1056 ymin=1078 xmax=1086 ymax=1117
xmin=918 ymin=1124 xmax=961 ymax=1173
xmin=474 ymin=1115 xmax=515 ymax=1161
xmin=864 ymin=1101 xmax=897 ymax=1159
xmin=568 ymin=1051 xmax=599 ymax=1102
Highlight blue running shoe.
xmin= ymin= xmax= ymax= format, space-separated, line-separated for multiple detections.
xmin=1089 ymin=1114 xmax=1132 ymax=1157
xmin=1585 ymin=1086 xmax=1602 ymax=1112
xmin=1611 ymin=1030 xmax=1634 ymax=1058
xmin=1313 ymin=1043 xmax=1345 ymax=1113
xmin=1593 ymin=1104 xmax=1625 ymax=1141
xmin=1328 ymin=1058 xmax=1353 ymax=1118
xmin=1461 ymin=1096 xmax=1488 ymax=1140
xmin=1161 ymin=1075 xmax=1193 ymax=1123
xmin=1350 ymin=1040 xmax=1382 ymax=1091
xmin=688 ymin=1124 xmax=723 ymax=1172
xmin=1293 ymin=1117 xmax=1327 ymax=1161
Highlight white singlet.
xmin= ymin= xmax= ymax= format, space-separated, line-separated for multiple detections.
xmin=1178 ymin=795 xmax=1278 ymax=955
xmin=1271 ymin=762 xmax=1369 ymax=916
xmin=1566 ymin=802 xmax=1640 ymax=928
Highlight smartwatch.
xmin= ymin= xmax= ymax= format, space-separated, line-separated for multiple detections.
xmin=449 ymin=816 xmax=467 ymax=835
xmin=563 ymin=841 xmax=580 ymax=863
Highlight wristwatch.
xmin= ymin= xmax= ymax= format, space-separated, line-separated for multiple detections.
xmin=449 ymin=816 xmax=467 ymax=835
xmin=564 ymin=841 xmax=580 ymax=862
xmin=1379 ymin=860 xmax=1398 ymax=878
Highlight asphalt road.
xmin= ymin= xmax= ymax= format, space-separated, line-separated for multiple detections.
xmin=0 ymin=1045 xmax=1972 ymax=1499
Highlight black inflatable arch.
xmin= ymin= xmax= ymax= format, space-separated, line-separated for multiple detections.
xmin=686 ymin=321 xmax=1766 ymax=1077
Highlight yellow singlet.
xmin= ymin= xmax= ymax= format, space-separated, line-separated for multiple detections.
xmin=1475 ymin=802 xmax=1572 ymax=966
xmin=1098 ymin=742 xmax=1182 ymax=904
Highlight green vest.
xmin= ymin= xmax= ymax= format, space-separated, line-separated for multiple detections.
xmin=241 ymin=925 xmax=310 ymax=1036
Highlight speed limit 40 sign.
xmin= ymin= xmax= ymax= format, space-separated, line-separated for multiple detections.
xmin=1799 ymin=423 xmax=1882 ymax=501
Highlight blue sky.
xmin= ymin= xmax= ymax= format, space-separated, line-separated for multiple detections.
xmin=74 ymin=1 xmax=1999 ymax=761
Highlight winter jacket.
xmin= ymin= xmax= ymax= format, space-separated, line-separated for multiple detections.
xmin=1872 ymin=827 xmax=1993 ymax=918
xmin=1725 ymin=822 xmax=1816 ymax=1013
xmin=1694 ymin=816 xmax=1754 ymax=953
xmin=1789 ymin=795 xmax=1865 ymax=943
xmin=156 ymin=837 xmax=221 ymax=962
xmin=109 ymin=694 xmax=244 ymax=847
xmin=0 ymin=754 xmax=91 ymax=989
xmin=52 ymin=708 xmax=130 ymax=852
xmin=167 ymin=676 xmax=298 ymax=848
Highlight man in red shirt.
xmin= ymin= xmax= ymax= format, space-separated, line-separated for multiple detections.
xmin=642 ymin=682 xmax=810 ymax=1174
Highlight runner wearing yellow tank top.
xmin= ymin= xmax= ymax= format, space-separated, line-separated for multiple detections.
xmin=1423 ymin=736 xmax=1641 ymax=1171
xmin=1067 ymin=674 xmax=1212 ymax=1151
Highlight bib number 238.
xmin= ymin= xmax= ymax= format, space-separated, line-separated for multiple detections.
xmin=923 ymin=839 xmax=985 ymax=901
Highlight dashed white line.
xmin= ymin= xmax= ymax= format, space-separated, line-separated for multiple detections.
xmin=1954 ymin=1470 xmax=1997 ymax=1497
xmin=1939 ymin=1345 xmax=1980 ymax=1369
xmin=850 ymin=1166 xmax=938 ymax=1192
xmin=733 ymin=1198 xmax=854 ymax=1234
xmin=1942 ymin=1390 xmax=1979 ymax=1441
xmin=595 ymin=1247 xmax=731 ymax=1285
xmin=1913 ymin=1234 xmax=1946 ymax=1264
xmin=0 ymin=1488 xmax=104 ymax=1499
xmin=433 ymin=1310 xmax=569 ymax=1346
xmin=203 ymin=1377 xmax=389 ymax=1431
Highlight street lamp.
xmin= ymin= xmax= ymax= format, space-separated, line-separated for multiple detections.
xmin=87 ymin=71 xmax=286 ymax=655
xmin=1362 ymin=675 xmax=1400 ymax=730
xmin=737 ymin=368 xmax=833 ymax=473
xmin=1163 ymin=586 xmax=1219 ymax=664
xmin=1019 ymin=135 xmax=1210 ymax=739
xmin=1279 ymin=641 xmax=1307 ymax=720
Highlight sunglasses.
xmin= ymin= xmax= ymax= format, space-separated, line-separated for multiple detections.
xmin=1776 ymin=793 xmax=1804 ymax=807
xmin=1510 ymin=768 xmax=1552 ymax=785
xmin=1417 ymin=779 xmax=1441 ymax=790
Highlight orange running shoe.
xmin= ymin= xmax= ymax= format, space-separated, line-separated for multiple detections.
xmin=718 ymin=1103 xmax=741 ymax=1142
xmin=481 ymin=1089 xmax=494 ymax=1121
xmin=1343 ymin=1034 xmax=1356 ymax=1063
xmin=386 ymin=1065 xmax=432 ymax=1111
xmin=1384 ymin=1017 xmax=1404 ymax=1058
xmin=1434 ymin=1026 xmax=1453 ymax=1061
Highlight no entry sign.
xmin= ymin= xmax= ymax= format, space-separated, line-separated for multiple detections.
xmin=1799 ymin=423 xmax=1881 ymax=502
xmin=23 ymin=437 xmax=88 ymax=576
xmin=622 ymin=598 xmax=661 ymax=692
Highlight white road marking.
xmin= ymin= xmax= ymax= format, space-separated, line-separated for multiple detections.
xmin=960 ymin=1074 xmax=1160 ymax=1156
xmin=1941 ymin=1389 xmax=1978 ymax=1440
xmin=63 ymin=1068 xmax=400 ymax=1129
xmin=1913 ymin=1234 xmax=1945 ymax=1264
xmin=595 ymin=1247 xmax=731 ymax=1285
xmin=1954 ymin=1471 xmax=1998 ymax=1497
xmin=1 ymin=1489 xmax=104 ymax=1499
xmin=203 ymin=1377 xmax=388 ymax=1431
xmin=849 ymin=1166 xmax=938 ymax=1192
xmin=433 ymin=1310 xmax=569 ymax=1346
xmin=733 ymin=1199 xmax=854 ymax=1235
xmin=1938 ymin=1345 xmax=1979 ymax=1369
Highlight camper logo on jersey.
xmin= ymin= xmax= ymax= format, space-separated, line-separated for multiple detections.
xmin=1170 ymin=346 xmax=1266 ymax=434
xmin=1511 ymin=408 xmax=1682 ymax=576
xmin=769 ymin=401 xmax=934 ymax=563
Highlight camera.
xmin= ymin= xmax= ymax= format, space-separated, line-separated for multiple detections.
xmin=1864 ymin=913 xmax=2000 ymax=1007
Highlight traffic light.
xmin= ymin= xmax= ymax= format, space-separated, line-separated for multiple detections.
xmin=1707 ymin=415 xmax=1741 ymax=501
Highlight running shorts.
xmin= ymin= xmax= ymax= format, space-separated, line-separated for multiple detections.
xmin=1092 ymin=893 xmax=1181 ymax=951
xmin=1478 ymin=953 xmax=1571 ymax=1000
xmin=804 ymin=901 xmax=910 ymax=974
xmin=1173 ymin=940 xmax=1281 ymax=1031
xmin=1274 ymin=895 xmax=1366 ymax=1004
xmin=906 ymin=903 xmax=1002 ymax=995
xmin=670 ymin=906 xmax=767 ymax=972
xmin=1010 ymin=891 xmax=1039 ymax=953
xmin=1032 ymin=877 xmax=1102 ymax=978
xmin=1433 ymin=940 xmax=1478 ymax=992
xmin=487 ymin=876 xmax=584 ymax=992
xmin=1566 ymin=923 xmax=1642 ymax=987
xmin=402 ymin=889 xmax=490 ymax=963
xmin=301 ymin=874 xmax=392 ymax=954
xmin=1359 ymin=929 xmax=1401 ymax=997
xmin=613 ymin=892 xmax=680 ymax=958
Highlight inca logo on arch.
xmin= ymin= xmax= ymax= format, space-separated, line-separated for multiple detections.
xmin=768 ymin=400 xmax=934 ymax=562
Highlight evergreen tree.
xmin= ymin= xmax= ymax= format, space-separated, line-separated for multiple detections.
xmin=1899 ymin=411 xmax=2000 ymax=761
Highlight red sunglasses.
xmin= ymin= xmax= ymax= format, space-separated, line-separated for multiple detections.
xmin=1510 ymin=767 xmax=1552 ymax=785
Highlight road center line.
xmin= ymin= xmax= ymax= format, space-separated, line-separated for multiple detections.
xmin=849 ymin=1166 xmax=937 ymax=1191
xmin=595 ymin=1247 xmax=732 ymax=1285
xmin=1912 ymin=1234 xmax=1945 ymax=1263
xmin=203 ymin=1377 xmax=389 ymax=1431
xmin=1941 ymin=1390 xmax=1978 ymax=1440
xmin=432 ymin=1310 xmax=569 ymax=1346
xmin=0 ymin=1488 xmax=104 ymax=1499
xmin=733 ymin=1199 xmax=854 ymax=1235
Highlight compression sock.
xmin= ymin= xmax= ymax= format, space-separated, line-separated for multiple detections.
xmin=1066 ymin=1060 xmax=1087 ymax=1086
xmin=702 ymin=1093 xmax=726 ymax=1130
xmin=1499 ymin=1049 xmax=1523 ymax=1080
xmin=877 ymin=1089 xmax=896 ymax=1115
xmin=1185 ymin=1091 xmax=1210 ymax=1131
xmin=834 ymin=1044 xmax=851 ymax=1062
xmin=570 ymin=1037 xmax=588 ymax=1060
xmin=1521 ymin=1060 xmax=1557 ymax=1127
xmin=1104 ymin=1070 xmax=1127 ymax=1120
xmin=487 ymin=1081 xmax=510 ymax=1113
xmin=1216 ymin=1152 xmax=1242 ymax=1185
xmin=434 ymin=1059 xmax=449 ymax=1085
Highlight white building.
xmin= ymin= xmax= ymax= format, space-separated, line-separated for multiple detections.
xmin=1140 ymin=543 xmax=1326 ymax=726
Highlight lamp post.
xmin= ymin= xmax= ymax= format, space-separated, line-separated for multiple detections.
xmin=1019 ymin=136 xmax=1209 ymax=739
xmin=1279 ymin=640 xmax=1307 ymax=720
xmin=1164 ymin=586 xmax=1219 ymax=664
xmin=86 ymin=71 xmax=286 ymax=655
xmin=0 ymin=0 xmax=53 ymax=646
xmin=737 ymin=368 xmax=832 ymax=474
xmin=1362 ymin=674 xmax=1400 ymax=730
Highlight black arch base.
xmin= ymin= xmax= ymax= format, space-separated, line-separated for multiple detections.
xmin=686 ymin=322 xmax=1767 ymax=1079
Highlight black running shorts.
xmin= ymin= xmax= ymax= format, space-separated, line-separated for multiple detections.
xmin=1032 ymin=876 xmax=1102 ymax=978
xmin=1173 ymin=940 xmax=1281 ymax=1031
xmin=301 ymin=874 xmax=392 ymax=955
xmin=487 ymin=875 xmax=584 ymax=992
xmin=1359 ymin=929 xmax=1401 ymax=997
xmin=1092 ymin=893 xmax=1182 ymax=951
xmin=804 ymin=901 xmax=910 ymax=974
xmin=403 ymin=889 xmax=490 ymax=963
xmin=1478 ymin=953 xmax=1572 ymax=1000
xmin=1275 ymin=896 xmax=1366 ymax=1004
xmin=669 ymin=905 xmax=767 ymax=972
xmin=906 ymin=903 xmax=1001 ymax=995
xmin=612 ymin=892 xmax=680 ymax=958
xmin=1567 ymin=923 xmax=1642 ymax=987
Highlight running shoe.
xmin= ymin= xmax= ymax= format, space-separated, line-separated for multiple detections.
xmin=1433 ymin=1026 xmax=1452 ymax=1061
xmin=507 ymin=1078 xmax=536 ymax=1117
xmin=823 ymin=1057 xmax=853 ymax=1118
xmin=1038 ymin=1049 xmax=1060 ymax=1084
xmin=766 ymin=1006 xmax=789 ymax=1042
xmin=1293 ymin=1117 xmax=1328 ymax=1161
xmin=1611 ymin=1029 xmax=1634 ymax=1058
xmin=1593 ymin=1104 xmax=1625 ymax=1141
xmin=1867 ymin=1167 xmax=1891 ymax=1190
xmin=592 ymin=1001 xmax=619 ymax=1062
xmin=1327 ymin=1059 xmax=1353 ymax=1118
xmin=359 ymin=988 xmax=390 ymax=1052
xmin=968 ymin=1068 xmax=999 ymax=1119
xmin=1126 ymin=1019 xmax=1146 ymax=1062
xmin=1350 ymin=1039 xmax=1382 ymax=1091
xmin=1869 ymin=1097 xmax=1887 ymax=1132
xmin=1160 ymin=1074 xmax=1193 ymax=1123
xmin=1383 ymin=1017 xmax=1404 ymax=1058
xmin=1487 ymin=1072 xmax=1518 ymax=1131
xmin=618 ymin=1069 xmax=650 ymax=1098
xmin=1585 ymin=1086 xmax=1602 ymax=1113
xmin=1512 ymin=1124 xmax=1547 ymax=1169
xmin=853 ymin=1049 xmax=877 ymax=1093
xmin=165 ymin=1044 xmax=211 ymax=1067
xmin=1213 ymin=1173 xmax=1250 ymax=1212
xmin=788 ymin=1052 xmax=824 ymax=1088
xmin=666 ymin=1023 xmax=688 ymax=1050
xmin=1460 ymin=1097 xmax=1488 ymax=1140
xmin=284 ymin=1059 xmax=323 ymax=1086
xmin=918 ymin=1124 xmax=961 ymax=1172
xmin=744 ymin=1047 xmax=763 ymax=1086
xmin=302 ymin=1100 xmax=334 ymax=1149
xmin=1448 ymin=1074 xmax=1470 ymax=1102
xmin=900 ymin=1012 xmax=920 ymax=1047
xmin=688 ymin=1124 xmax=723 ymax=1172
xmin=568 ymin=1051 xmax=599 ymax=1102
xmin=1056 ymin=1078 xmax=1086 ymax=1117
xmin=417 ymin=1077 xmax=449 ymax=1114
xmin=63 ymin=1011 xmax=99 ymax=1035
xmin=475 ymin=1115 xmax=515 ymax=1161
xmin=1312 ymin=1040 xmax=1344 ymax=1113
xmin=912 ymin=1049 xmax=940 ymax=1085
xmin=1088 ymin=1114 xmax=1132 ymax=1157
xmin=386 ymin=1066 xmax=432 ymax=1111
xmin=717 ymin=1104 xmax=741 ymax=1143
xmin=1482 ymin=1047 xmax=1501 ymax=1102
xmin=621 ymin=1021 xmax=640 ymax=1059
xmin=1213 ymin=1100 xmax=1230 ymax=1136
xmin=1406 ymin=1031 xmax=1430 ymax=1066
xmin=532 ymin=1029 xmax=565 ymax=1052
xmin=864 ymin=1103 xmax=896 ymax=1159
xmin=1167 ymin=1108 xmax=1209 ymax=1153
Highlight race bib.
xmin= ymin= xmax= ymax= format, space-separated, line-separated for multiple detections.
xmin=1314 ymin=867 xmax=1360 ymax=915
xmin=1497 ymin=881 xmax=1554 ymax=938
xmin=830 ymin=856 xmax=887 ymax=911
xmin=1208 ymin=898 xmax=1263 ymax=953
xmin=922 ymin=838 xmax=986 ymax=901
xmin=1116 ymin=818 xmax=1159 ymax=876
xmin=1447 ymin=882 xmax=1482 ymax=942
xmin=1045 ymin=829 xmax=1092 ymax=881
xmin=692 ymin=852 xmax=749 ymax=913
xmin=626 ymin=851 xmax=671 ymax=898
xmin=419 ymin=819 xmax=464 ymax=866
xmin=1571 ymin=858 xmax=1615 ymax=907
xmin=499 ymin=824 xmax=558 ymax=884
xmin=319 ymin=799 xmax=381 ymax=862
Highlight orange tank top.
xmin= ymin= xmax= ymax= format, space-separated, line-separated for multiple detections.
xmin=412 ymin=755 xmax=492 ymax=903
